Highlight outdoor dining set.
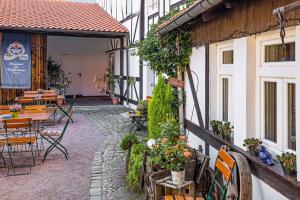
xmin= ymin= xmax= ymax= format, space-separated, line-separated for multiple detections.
xmin=0 ymin=89 xmax=74 ymax=176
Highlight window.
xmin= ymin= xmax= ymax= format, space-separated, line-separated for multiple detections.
xmin=287 ymin=83 xmax=296 ymax=150
xmin=218 ymin=44 xmax=234 ymax=125
xmin=222 ymin=78 xmax=229 ymax=122
xmin=148 ymin=0 xmax=158 ymax=11
xmin=264 ymin=81 xmax=277 ymax=143
xmin=265 ymin=43 xmax=295 ymax=62
xmin=257 ymin=32 xmax=296 ymax=153
xmin=222 ymin=50 xmax=234 ymax=64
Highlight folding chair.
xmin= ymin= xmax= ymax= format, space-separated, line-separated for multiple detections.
xmin=206 ymin=148 xmax=236 ymax=200
xmin=57 ymin=97 xmax=75 ymax=124
xmin=0 ymin=140 xmax=6 ymax=168
xmin=18 ymin=97 xmax=35 ymax=105
xmin=1 ymin=118 xmax=36 ymax=176
xmin=41 ymin=111 xmax=73 ymax=162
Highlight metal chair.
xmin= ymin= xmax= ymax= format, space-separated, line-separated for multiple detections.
xmin=207 ymin=148 xmax=236 ymax=200
xmin=1 ymin=118 xmax=36 ymax=176
xmin=41 ymin=111 xmax=73 ymax=162
xmin=57 ymin=97 xmax=75 ymax=124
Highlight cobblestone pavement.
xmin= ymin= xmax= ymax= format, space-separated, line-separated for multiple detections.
xmin=76 ymin=106 xmax=145 ymax=200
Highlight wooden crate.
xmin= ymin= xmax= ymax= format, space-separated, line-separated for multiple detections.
xmin=155 ymin=176 xmax=195 ymax=200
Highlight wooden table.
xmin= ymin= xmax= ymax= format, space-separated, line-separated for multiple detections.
xmin=0 ymin=112 xmax=53 ymax=122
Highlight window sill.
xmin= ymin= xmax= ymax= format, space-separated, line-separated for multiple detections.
xmin=185 ymin=119 xmax=300 ymax=200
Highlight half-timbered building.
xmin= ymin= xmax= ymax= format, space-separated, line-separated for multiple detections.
xmin=99 ymin=0 xmax=300 ymax=199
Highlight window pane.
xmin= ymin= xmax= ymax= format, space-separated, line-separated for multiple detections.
xmin=222 ymin=50 xmax=233 ymax=64
xmin=222 ymin=78 xmax=229 ymax=122
xmin=288 ymin=83 xmax=296 ymax=150
xmin=264 ymin=82 xmax=277 ymax=143
xmin=265 ymin=43 xmax=295 ymax=62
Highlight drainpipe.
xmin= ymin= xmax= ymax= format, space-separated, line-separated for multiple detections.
xmin=158 ymin=0 xmax=224 ymax=35
xmin=273 ymin=1 xmax=300 ymax=15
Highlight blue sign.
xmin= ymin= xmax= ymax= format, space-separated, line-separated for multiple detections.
xmin=1 ymin=33 xmax=31 ymax=88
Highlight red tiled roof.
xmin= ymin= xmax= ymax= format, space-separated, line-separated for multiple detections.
xmin=0 ymin=0 xmax=128 ymax=36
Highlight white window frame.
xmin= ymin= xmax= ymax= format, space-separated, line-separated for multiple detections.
xmin=219 ymin=75 xmax=234 ymax=123
xmin=217 ymin=42 xmax=234 ymax=125
xmin=256 ymin=28 xmax=296 ymax=154
xmin=260 ymin=78 xmax=283 ymax=151
xmin=283 ymin=79 xmax=296 ymax=153
xmin=148 ymin=0 xmax=159 ymax=15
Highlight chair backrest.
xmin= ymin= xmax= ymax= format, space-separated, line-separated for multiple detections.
xmin=18 ymin=97 xmax=35 ymax=104
xmin=60 ymin=111 xmax=74 ymax=138
xmin=0 ymin=110 xmax=11 ymax=115
xmin=21 ymin=109 xmax=48 ymax=114
xmin=0 ymin=105 xmax=10 ymax=110
xmin=24 ymin=91 xmax=38 ymax=96
xmin=207 ymin=148 xmax=236 ymax=200
xmin=3 ymin=118 xmax=32 ymax=130
xmin=25 ymin=105 xmax=47 ymax=110
xmin=43 ymin=90 xmax=57 ymax=94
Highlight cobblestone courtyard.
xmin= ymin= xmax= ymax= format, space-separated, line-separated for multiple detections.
xmin=82 ymin=106 xmax=144 ymax=200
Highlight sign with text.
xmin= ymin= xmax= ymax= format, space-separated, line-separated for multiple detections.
xmin=1 ymin=33 xmax=31 ymax=88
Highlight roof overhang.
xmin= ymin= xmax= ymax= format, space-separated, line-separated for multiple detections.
xmin=0 ymin=26 xmax=129 ymax=38
xmin=157 ymin=0 xmax=224 ymax=35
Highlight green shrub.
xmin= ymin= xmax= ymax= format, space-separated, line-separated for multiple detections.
xmin=148 ymin=75 xmax=175 ymax=139
xmin=120 ymin=132 xmax=139 ymax=151
xmin=126 ymin=143 xmax=146 ymax=187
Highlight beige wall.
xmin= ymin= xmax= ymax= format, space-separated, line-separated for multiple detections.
xmin=47 ymin=36 xmax=110 ymax=96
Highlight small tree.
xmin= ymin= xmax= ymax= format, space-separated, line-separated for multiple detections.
xmin=148 ymin=75 xmax=175 ymax=138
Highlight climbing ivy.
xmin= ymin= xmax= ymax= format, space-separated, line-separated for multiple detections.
xmin=134 ymin=2 xmax=194 ymax=77
xmin=148 ymin=75 xmax=175 ymax=139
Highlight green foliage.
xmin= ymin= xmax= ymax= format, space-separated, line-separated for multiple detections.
xmin=210 ymin=120 xmax=223 ymax=134
xmin=276 ymin=152 xmax=297 ymax=174
xmin=126 ymin=143 xmax=147 ymax=187
xmin=219 ymin=122 xmax=234 ymax=140
xmin=134 ymin=8 xmax=193 ymax=77
xmin=243 ymin=138 xmax=262 ymax=147
xmin=148 ymin=75 xmax=175 ymax=139
xmin=47 ymin=57 xmax=71 ymax=94
xmin=136 ymin=100 xmax=148 ymax=111
xmin=120 ymin=132 xmax=139 ymax=151
xmin=160 ymin=117 xmax=181 ymax=142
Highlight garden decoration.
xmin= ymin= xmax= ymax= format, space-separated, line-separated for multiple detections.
xmin=258 ymin=146 xmax=274 ymax=165
xmin=243 ymin=138 xmax=262 ymax=156
xmin=276 ymin=152 xmax=297 ymax=175
xmin=9 ymin=104 xmax=22 ymax=118
xmin=210 ymin=120 xmax=222 ymax=135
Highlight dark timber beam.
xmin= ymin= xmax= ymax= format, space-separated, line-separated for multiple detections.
xmin=120 ymin=37 xmax=124 ymax=104
xmin=139 ymin=0 xmax=145 ymax=100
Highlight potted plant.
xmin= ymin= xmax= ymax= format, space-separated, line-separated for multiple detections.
xmin=150 ymin=135 xmax=192 ymax=185
xmin=9 ymin=104 xmax=22 ymax=118
xmin=243 ymin=138 xmax=262 ymax=156
xmin=106 ymin=70 xmax=119 ymax=105
xmin=276 ymin=152 xmax=297 ymax=175
xmin=210 ymin=120 xmax=222 ymax=134
xmin=136 ymin=100 xmax=148 ymax=116
xmin=219 ymin=122 xmax=233 ymax=141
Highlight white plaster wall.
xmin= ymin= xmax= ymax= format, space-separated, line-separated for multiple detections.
xmin=47 ymin=36 xmax=110 ymax=96
xmin=184 ymin=46 xmax=206 ymax=126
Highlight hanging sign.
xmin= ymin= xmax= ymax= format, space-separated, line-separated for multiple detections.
xmin=1 ymin=33 xmax=31 ymax=88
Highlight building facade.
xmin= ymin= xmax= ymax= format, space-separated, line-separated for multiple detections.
xmin=99 ymin=0 xmax=300 ymax=199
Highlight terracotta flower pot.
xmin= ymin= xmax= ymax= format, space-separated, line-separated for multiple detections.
xmin=112 ymin=97 xmax=119 ymax=105
xmin=171 ymin=170 xmax=185 ymax=185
